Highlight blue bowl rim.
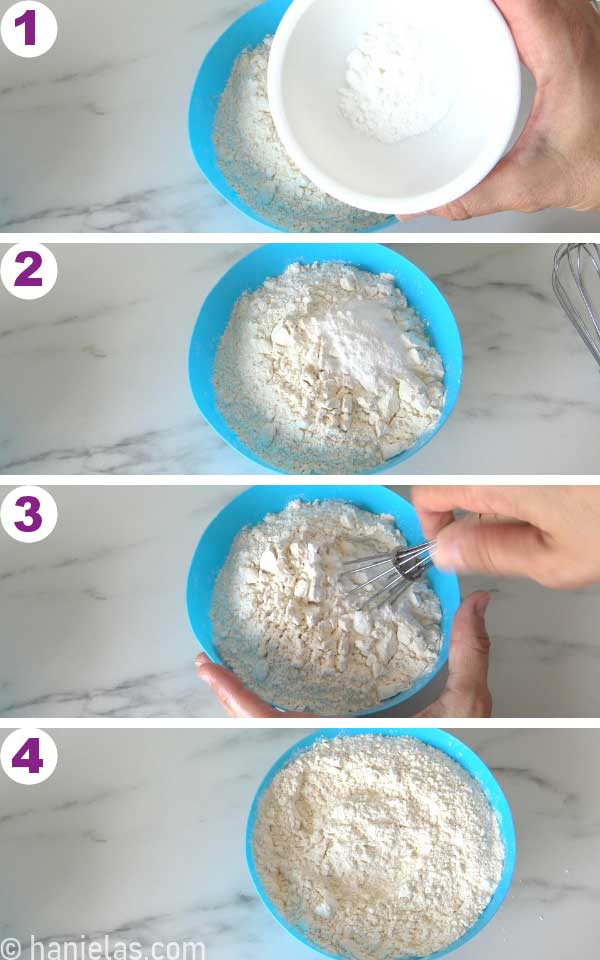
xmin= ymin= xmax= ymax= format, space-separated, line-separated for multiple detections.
xmin=188 ymin=242 xmax=464 ymax=476
xmin=246 ymin=728 xmax=517 ymax=960
xmin=185 ymin=485 xmax=461 ymax=717
xmin=187 ymin=0 xmax=396 ymax=234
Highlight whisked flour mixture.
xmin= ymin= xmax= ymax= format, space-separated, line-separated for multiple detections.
xmin=211 ymin=500 xmax=442 ymax=715
xmin=213 ymin=37 xmax=386 ymax=232
xmin=213 ymin=262 xmax=445 ymax=474
xmin=253 ymin=735 xmax=505 ymax=960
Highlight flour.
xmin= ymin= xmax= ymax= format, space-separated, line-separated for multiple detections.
xmin=213 ymin=37 xmax=386 ymax=232
xmin=339 ymin=16 xmax=455 ymax=144
xmin=211 ymin=500 xmax=442 ymax=715
xmin=213 ymin=262 xmax=445 ymax=474
xmin=253 ymin=735 xmax=505 ymax=960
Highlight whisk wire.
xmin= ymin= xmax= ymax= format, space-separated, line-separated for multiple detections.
xmin=342 ymin=540 xmax=437 ymax=610
xmin=553 ymin=243 xmax=600 ymax=370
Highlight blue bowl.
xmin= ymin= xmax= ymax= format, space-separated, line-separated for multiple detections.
xmin=188 ymin=0 xmax=396 ymax=233
xmin=186 ymin=485 xmax=460 ymax=716
xmin=246 ymin=728 xmax=517 ymax=960
xmin=189 ymin=243 xmax=463 ymax=475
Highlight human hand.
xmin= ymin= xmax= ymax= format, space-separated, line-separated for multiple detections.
xmin=399 ymin=0 xmax=600 ymax=221
xmin=413 ymin=485 xmax=600 ymax=589
xmin=195 ymin=593 xmax=493 ymax=719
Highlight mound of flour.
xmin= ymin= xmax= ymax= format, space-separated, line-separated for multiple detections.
xmin=211 ymin=500 xmax=442 ymax=715
xmin=213 ymin=261 xmax=445 ymax=474
xmin=213 ymin=37 xmax=387 ymax=232
xmin=339 ymin=15 xmax=455 ymax=143
xmin=253 ymin=735 xmax=505 ymax=960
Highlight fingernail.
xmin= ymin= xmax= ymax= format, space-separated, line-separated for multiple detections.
xmin=195 ymin=653 xmax=210 ymax=667
xmin=396 ymin=214 xmax=420 ymax=222
xmin=474 ymin=594 xmax=490 ymax=618
xmin=197 ymin=667 xmax=216 ymax=688
xmin=435 ymin=538 xmax=467 ymax=572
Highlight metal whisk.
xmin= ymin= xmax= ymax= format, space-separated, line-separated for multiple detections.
xmin=342 ymin=540 xmax=437 ymax=610
xmin=553 ymin=243 xmax=600 ymax=370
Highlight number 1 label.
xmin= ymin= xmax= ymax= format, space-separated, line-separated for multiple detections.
xmin=15 ymin=8 xmax=36 ymax=45
xmin=1 ymin=2 xmax=57 ymax=58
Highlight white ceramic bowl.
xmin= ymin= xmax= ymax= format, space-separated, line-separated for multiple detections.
xmin=268 ymin=0 xmax=522 ymax=215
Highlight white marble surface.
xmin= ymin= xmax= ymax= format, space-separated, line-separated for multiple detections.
xmin=2 ymin=728 xmax=599 ymax=960
xmin=1 ymin=0 xmax=599 ymax=233
xmin=2 ymin=242 xmax=600 ymax=476
xmin=1 ymin=484 xmax=600 ymax=719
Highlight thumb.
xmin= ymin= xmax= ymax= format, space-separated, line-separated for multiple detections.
xmin=446 ymin=592 xmax=492 ymax=697
xmin=435 ymin=518 xmax=549 ymax=580
xmin=424 ymin=139 xmax=566 ymax=221
xmin=415 ymin=592 xmax=492 ymax=718
xmin=195 ymin=654 xmax=311 ymax=719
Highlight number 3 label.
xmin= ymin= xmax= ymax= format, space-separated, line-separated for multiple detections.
xmin=1 ymin=729 xmax=58 ymax=785
xmin=1 ymin=243 xmax=58 ymax=300
xmin=1 ymin=486 xmax=58 ymax=543
xmin=1 ymin=2 xmax=57 ymax=58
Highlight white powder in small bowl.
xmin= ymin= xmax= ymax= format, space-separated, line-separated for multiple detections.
xmin=213 ymin=37 xmax=388 ymax=232
xmin=213 ymin=261 xmax=445 ymax=474
xmin=211 ymin=499 xmax=442 ymax=716
xmin=339 ymin=16 xmax=456 ymax=144
xmin=252 ymin=735 xmax=505 ymax=960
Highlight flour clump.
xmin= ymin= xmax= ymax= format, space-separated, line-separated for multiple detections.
xmin=213 ymin=261 xmax=445 ymax=474
xmin=339 ymin=14 xmax=455 ymax=143
xmin=253 ymin=735 xmax=505 ymax=960
xmin=213 ymin=37 xmax=386 ymax=232
xmin=211 ymin=500 xmax=442 ymax=715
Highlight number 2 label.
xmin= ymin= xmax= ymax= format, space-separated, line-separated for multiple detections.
xmin=1 ymin=2 xmax=57 ymax=58
xmin=0 ymin=243 xmax=58 ymax=300
xmin=15 ymin=251 xmax=44 ymax=287
xmin=1 ymin=730 xmax=58 ymax=785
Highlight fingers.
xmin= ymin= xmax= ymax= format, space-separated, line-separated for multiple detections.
xmin=412 ymin=485 xmax=539 ymax=539
xmin=397 ymin=0 xmax=598 ymax=223
xmin=416 ymin=593 xmax=493 ymax=718
xmin=435 ymin=518 xmax=549 ymax=581
xmin=491 ymin=0 xmax=592 ymax=75
xmin=195 ymin=654 xmax=312 ymax=718
xmin=196 ymin=654 xmax=279 ymax=718
xmin=396 ymin=0 xmax=577 ymax=223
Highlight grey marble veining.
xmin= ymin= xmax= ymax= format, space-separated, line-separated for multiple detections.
xmin=0 ymin=0 xmax=599 ymax=233
xmin=1 ymin=485 xmax=599 ymax=719
xmin=2 ymin=242 xmax=600 ymax=476
xmin=1 ymin=729 xmax=599 ymax=959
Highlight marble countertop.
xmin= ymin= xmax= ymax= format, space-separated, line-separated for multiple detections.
xmin=1 ymin=484 xmax=599 ymax=719
xmin=2 ymin=242 xmax=600 ymax=476
xmin=1 ymin=0 xmax=600 ymax=234
xmin=2 ymin=728 xmax=599 ymax=960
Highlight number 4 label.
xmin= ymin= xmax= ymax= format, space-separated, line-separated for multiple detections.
xmin=1 ymin=729 xmax=58 ymax=785
xmin=1 ymin=244 xmax=58 ymax=300
xmin=1 ymin=2 xmax=58 ymax=58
